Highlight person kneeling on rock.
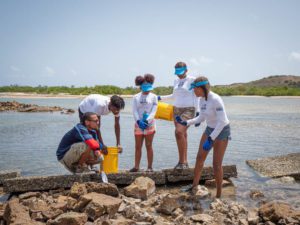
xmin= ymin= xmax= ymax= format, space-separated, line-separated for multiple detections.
xmin=56 ymin=112 xmax=107 ymax=173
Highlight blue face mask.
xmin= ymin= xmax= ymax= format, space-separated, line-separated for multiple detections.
xmin=141 ymin=83 xmax=154 ymax=92
xmin=189 ymin=81 xmax=209 ymax=90
xmin=174 ymin=66 xmax=187 ymax=75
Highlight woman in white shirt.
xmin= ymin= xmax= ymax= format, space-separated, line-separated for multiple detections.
xmin=176 ymin=76 xmax=231 ymax=198
xmin=130 ymin=74 xmax=158 ymax=172
xmin=159 ymin=62 xmax=199 ymax=169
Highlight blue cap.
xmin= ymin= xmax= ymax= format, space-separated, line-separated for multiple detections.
xmin=141 ymin=83 xmax=154 ymax=92
xmin=174 ymin=66 xmax=187 ymax=75
xmin=189 ymin=81 xmax=209 ymax=90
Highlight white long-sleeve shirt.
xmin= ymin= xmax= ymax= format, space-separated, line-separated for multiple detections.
xmin=132 ymin=92 xmax=158 ymax=122
xmin=187 ymin=91 xmax=230 ymax=140
xmin=79 ymin=94 xmax=111 ymax=116
xmin=160 ymin=75 xmax=199 ymax=112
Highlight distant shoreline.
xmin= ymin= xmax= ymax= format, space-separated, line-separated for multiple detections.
xmin=0 ymin=92 xmax=300 ymax=99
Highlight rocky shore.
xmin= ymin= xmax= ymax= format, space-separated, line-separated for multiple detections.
xmin=1 ymin=176 xmax=300 ymax=225
xmin=0 ymin=101 xmax=75 ymax=114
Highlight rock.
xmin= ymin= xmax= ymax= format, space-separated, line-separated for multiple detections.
xmin=67 ymin=197 xmax=78 ymax=211
xmin=190 ymin=214 xmax=214 ymax=223
xmin=248 ymin=209 xmax=260 ymax=225
xmin=85 ymin=182 xmax=119 ymax=197
xmin=3 ymin=198 xmax=33 ymax=225
xmin=77 ymin=192 xmax=122 ymax=220
xmin=19 ymin=192 xmax=41 ymax=200
xmin=124 ymin=176 xmax=155 ymax=200
xmin=204 ymin=179 xmax=232 ymax=187
xmin=172 ymin=208 xmax=183 ymax=217
xmin=264 ymin=221 xmax=276 ymax=225
xmin=0 ymin=170 xmax=21 ymax=185
xmin=239 ymin=218 xmax=248 ymax=225
xmin=110 ymin=216 xmax=135 ymax=225
xmin=46 ymin=212 xmax=88 ymax=225
xmin=259 ymin=201 xmax=300 ymax=223
xmin=274 ymin=176 xmax=296 ymax=184
xmin=27 ymin=198 xmax=49 ymax=213
xmin=70 ymin=182 xmax=88 ymax=199
xmin=192 ymin=185 xmax=210 ymax=198
xmin=156 ymin=194 xmax=181 ymax=215
xmin=249 ymin=190 xmax=264 ymax=199
xmin=31 ymin=211 xmax=44 ymax=221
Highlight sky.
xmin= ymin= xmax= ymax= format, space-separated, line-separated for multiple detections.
xmin=1 ymin=0 xmax=300 ymax=87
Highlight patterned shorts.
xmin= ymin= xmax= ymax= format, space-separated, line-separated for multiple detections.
xmin=134 ymin=120 xmax=156 ymax=136
xmin=173 ymin=107 xmax=195 ymax=121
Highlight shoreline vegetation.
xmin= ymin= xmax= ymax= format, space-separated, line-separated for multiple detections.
xmin=0 ymin=85 xmax=300 ymax=97
xmin=1 ymin=75 xmax=300 ymax=97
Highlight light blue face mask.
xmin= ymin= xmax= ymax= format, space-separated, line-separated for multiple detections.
xmin=189 ymin=81 xmax=209 ymax=90
xmin=141 ymin=83 xmax=154 ymax=92
xmin=174 ymin=66 xmax=187 ymax=75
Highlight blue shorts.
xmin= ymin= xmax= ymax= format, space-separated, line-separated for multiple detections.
xmin=205 ymin=124 xmax=231 ymax=140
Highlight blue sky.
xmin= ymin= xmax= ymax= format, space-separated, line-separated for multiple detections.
xmin=1 ymin=0 xmax=300 ymax=87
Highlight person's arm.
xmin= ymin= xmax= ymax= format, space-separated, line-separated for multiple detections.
xmin=146 ymin=96 xmax=158 ymax=121
xmin=209 ymin=98 xmax=229 ymax=140
xmin=114 ymin=115 xmax=121 ymax=146
xmin=132 ymin=97 xmax=140 ymax=122
xmin=186 ymin=112 xmax=205 ymax=126
xmin=75 ymin=124 xmax=101 ymax=150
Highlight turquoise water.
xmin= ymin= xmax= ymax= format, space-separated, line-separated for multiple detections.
xmin=0 ymin=96 xmax=299 ymax=207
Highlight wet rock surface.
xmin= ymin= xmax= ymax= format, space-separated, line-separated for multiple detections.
xmin=0 ymin=101 xmax=75 ymax=113
xmin=1 ymin=175 xmax=300 ymax=225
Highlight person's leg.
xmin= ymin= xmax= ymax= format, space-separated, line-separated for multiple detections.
xmin=174 ymin=122 xmax=188 ymax=165
xmin=213 ymin=139 xmax=228 ymax=198
xmin=192 ymin=133 xmax=210 ymax=187
xmin=134 ymin=135 xmax=144 ymax=169
xmin=184 ymin=131 xmax=188 ymax=165
xmin=145 ymin=132 xmax=155 ymax=169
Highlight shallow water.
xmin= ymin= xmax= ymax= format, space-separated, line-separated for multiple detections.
xmin=0 ymin=96 xmax=299 ymax=208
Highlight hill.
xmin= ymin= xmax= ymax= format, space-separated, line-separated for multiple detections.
xmin=228 ymin=75 xmax=300 ymax=87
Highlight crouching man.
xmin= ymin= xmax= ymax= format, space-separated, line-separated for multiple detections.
xmin=56 ymin=112 xmax=107 ymax=173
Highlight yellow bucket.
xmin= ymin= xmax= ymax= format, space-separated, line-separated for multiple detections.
xmin=102 ymin=147 xmax=119 ymax=174
xmin=155 ymin=102 xmax=174 ymax=121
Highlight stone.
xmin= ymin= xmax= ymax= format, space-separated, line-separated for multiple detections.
xmin=46 ymin=212 xmax=88 ymax=225
xmin=192 ymin=185 xmax=210 ymax=198
xmin=156 ymin=194 xmax=181 ymax=215
xmin=239 ymin=218 xmax=248 ymax=225
xmin=190 ymin=214 xmax=214 ymax=223
xmin=0 ymin=170 xmax=21 ymax=185
xmin=259 ymin=201 xmax=300 ymax=223
xmin=110 ymin=216 xmax=135 ymax=225
xmin=124 ymin=176 xmax=155 ymax=200
xmin=85 ymin=182 xmax=119 ymax=197
xmin=27 ymin=198 xmax=49 ymax=213
xmin=249 ymin=190 xmax=264 ymax=199
xmin=205 ymin=179 xmax=232 ymax=187
xmin=42 ymin=207 xmax=63 ymax=220
xmin=19 ymin=191 xmax=41 ymax=200
xmin=70 ymin=182 xmax=88 ymax=199
xmin=3 ymin=198 xmax=33 ymax=225
xmin=31 ymin=211 xmax=44 ymax=221
xmin=3 ymin=173 xmax=92 ymax=193
xmin=78 ymin=192 xmax=122 ymax=220
xmin=275 ymin=176 xmax=296 ymax=184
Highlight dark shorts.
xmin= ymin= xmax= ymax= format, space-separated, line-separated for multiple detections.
xmin=205 ymin=124 xmax=231 ymax=140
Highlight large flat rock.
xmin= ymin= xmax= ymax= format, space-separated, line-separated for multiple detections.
xmin=3 ymin=165 xmax=237 ymax=193
xmin=0 ymin=170 xmax=21 ymax=184
xmin=246 ymin=153 xmax=300 ymax=179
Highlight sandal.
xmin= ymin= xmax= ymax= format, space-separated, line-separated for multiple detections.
xmin=129 ymin=167 xmax=139 ymax=172
xmin=174 ymin=163 xmax=185 ymax=170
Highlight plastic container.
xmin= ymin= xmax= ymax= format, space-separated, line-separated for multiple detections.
xmin=155 ymin=102 xmax=174 ymax=121
xmin=102 ymin=147 xmax=119 ymax=174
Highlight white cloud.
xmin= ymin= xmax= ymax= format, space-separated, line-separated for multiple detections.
xmin=10 ymin=66 xmax=20 ymax=72
xmin=45 ymin=66 xmax=55 ymax=76
xmin=190 ymin=56 xmax=214 ymax=66
xmin=289 ymin=52 xmax=300 ymax=62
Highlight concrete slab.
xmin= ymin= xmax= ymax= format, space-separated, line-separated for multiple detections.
xmin=0 ymin=170 xmax=21 ymax=185
xmin=246 ymin=153 xmax=300 ymax=179
xmin=3 ymin=165 xmax=237 ymax=193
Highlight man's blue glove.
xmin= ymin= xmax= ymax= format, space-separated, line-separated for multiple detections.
xmin=175 ymin=115 xmax=187 ymax=126
xmin=157 ymin=96 xmax=161 ymax=101
xmin=137 ymin=120 xmax=148 ymax=130
xmin=203 ymin=136 xmax=213 ymax=151
xmin=195 ymin=112 xmax=201 ymax=127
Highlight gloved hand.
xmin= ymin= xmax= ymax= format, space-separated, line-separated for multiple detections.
xmin=195 ymin=112 xmax=201 ymax=127
xmin=137 ymin=120 xmax=148 ymax=130
xmin=175 ymin=115 xmax=187 ymax=126
xmin=203 ymin=136 xmax=213 ymax=151
xmin=157 ymin=96 xmax=161 ymax=101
